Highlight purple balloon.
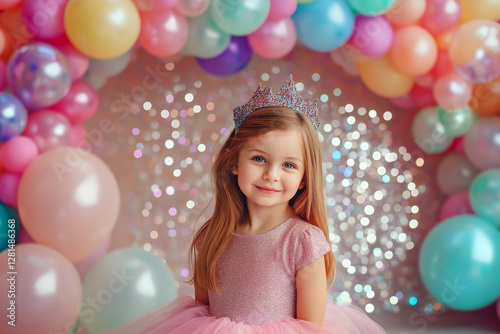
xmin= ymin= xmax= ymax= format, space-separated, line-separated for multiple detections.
xmin=350 ymin=15 xmax=393 ymax=58
xmin=0 ymin=92 xmax=28 ymax=142
xmin=7 ymin=42 xmax=72 ymax=110
xmin=196 ymin=36 xmax=252 ymax=76
xmin=22 ymin=110 xmax=71 ymax=152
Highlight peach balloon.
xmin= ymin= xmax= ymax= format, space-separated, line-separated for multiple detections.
xmin=0 ymin=244 xmax=82 ymax=334
xmin=390 ymin=25 xmax=437 ymax=76
xmin=469 ymin=76 xmax=500 ymax=116
xmin=17 ymin=147 xmax=120 ymax=263
xmin=433 ymin=72 xmax=472 ymax=110
xmin=385 ymin=0 xmax=426 ymax=26
xmin=435 ymin=26 xmax=458 ymax=50
xmin=459 ymin=0 xmax=500 ymax=21
xmin=356 ymin=54 xmax=414 ymax=98
xmin=64 ymin=0 xmax=141 ymax=59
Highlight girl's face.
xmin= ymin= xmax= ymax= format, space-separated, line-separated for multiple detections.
xmin=234 ymin=128 xmax=305 ymax=215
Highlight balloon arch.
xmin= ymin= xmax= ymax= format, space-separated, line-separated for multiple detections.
xmin=1 ymin=0 xmax=500 ymax=333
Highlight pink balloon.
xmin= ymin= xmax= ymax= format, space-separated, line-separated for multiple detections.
xmin=74 ymin=234 xmax=111 ymax=280
xmin=50 ymin=80 xmax=99 ymax=125
xmin=248 ymin=17 xmax=297 ymax=59
xmin=22 ymin=0 xmax=66 ymax=40
xmin=389 ymin=92 xmax=417 ymax=109
xmin=439 ymin=190 xmax=474 ymax=221
xmin=68 ymin=123 xmax=87 ymax=148
xmin=139 ymin=9 xmax=188 ymax=57
xmin=175 ymin=0 xmax=210 ymax=17
xmin=497 ymin=299 xmax=500 ymax=321
xmin=419 ymin=0 xmax=461 ymax=35
xmin=0 ymin=135 xmax=38 ymax=173
xmin=433 ymin=72 xmax=472 ymax=110
xmin=0 ymin=172 xmax=20 ymax=208
xmin=268 ymin=0 xmax=297 ymax=20
xmin=22 ymin=110 xmax=71 ymax=152
xmin=18 ymin=147 xmax=120 ymax=263
xmin=51 ymin=37 xmax=89 ymax=81
xmin=453 ymin=136 xmax=466 ymax=155
xmin=349 ymin=15 xmax=393 ymax=58
xmin=430 ymin=50 xmax=454 ymax=78
xmin=415 ymin=73 xmax=435 ymax=89
xmin=0 ymin=244 xmax=82 ymax=334
xmin=18 ymin=227 xmax=36 ymax=243
xmin=134 ymin=0 xmax=178 ymax=11
xmin=0 ymin=59 xmax=7 ymax=91
xmin=464 ymin=116 xmax=500 ymax=170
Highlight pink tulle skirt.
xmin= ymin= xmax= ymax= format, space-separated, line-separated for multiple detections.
xmin=105 ymin=294 xmax=387 ymax=334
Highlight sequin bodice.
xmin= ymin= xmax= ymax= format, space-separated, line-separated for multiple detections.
xmin=207 ymin=216 xmax=331 ymax=325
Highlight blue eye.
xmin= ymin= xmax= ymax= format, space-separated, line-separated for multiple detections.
xmin=283 ymin=162 xmax=295 ymax=169
xmin=253 ymin=156 xmax=265 ymax=162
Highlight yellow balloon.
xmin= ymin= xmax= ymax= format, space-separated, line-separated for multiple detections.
xmin=64 ymin=0 xmax=141 ymax=59
xmin=356 ymin=55 xmax=414 ymax=98
xmin=459 ymin=0 xmax=500 ymax=21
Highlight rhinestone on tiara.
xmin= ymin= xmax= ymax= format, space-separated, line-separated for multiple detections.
xmin=233 ymin=75 xmax=319 ymax=133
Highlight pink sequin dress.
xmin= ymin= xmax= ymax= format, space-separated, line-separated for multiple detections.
xmin=105 ymin=216 xmax=387 ymax=333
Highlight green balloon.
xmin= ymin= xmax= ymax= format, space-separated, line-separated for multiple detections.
xmin=419 ymin=215 xmax=500 ymax=310
xmin=346 ymin=0 xmax=395 ymax=16
xmin=0 ymin=202 xmax=21 ymax=252
xmin=210 ymin=0 xmax=270 ymax=36
xmin=438 ymin=106 xmax=477 ymax=137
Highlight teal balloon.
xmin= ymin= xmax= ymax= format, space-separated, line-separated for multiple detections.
xmin=438 ymin=106 xmax=477 ymax=138
xmin=182 ymin=11 xmax=230 ymax=58
xmin=347 ymin=0 xmax=395 ymax=16
xmin=469 ymin=169 xmax=500 ymax=228
xmin=419 ymin=215 xmax=500 ymax=310
xmin=0 ymin=202 xmax=20 ymax=252
xmin=209 ymin=0 xmax=270 ymax=36
xmin=292 ymin=0 xmax=355 ymax=52
xmin=80 ymin=247 xmax=178 ymax=334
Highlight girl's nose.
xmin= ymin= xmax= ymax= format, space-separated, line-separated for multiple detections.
xmin=263 ymin=165 xmax=279 ymax=181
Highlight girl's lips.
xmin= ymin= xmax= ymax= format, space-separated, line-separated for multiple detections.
xmin=256 ymin=186 xmax=279 ymax=193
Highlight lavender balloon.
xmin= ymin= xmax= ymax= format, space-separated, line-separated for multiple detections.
xmin=7 ymin=42 xmax=72 ymax=110
xmin=0 ymin=92 xmax=28 ymax=142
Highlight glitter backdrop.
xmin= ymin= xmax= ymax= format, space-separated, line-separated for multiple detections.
xmin=84 ymin=46 xmax=445 ymax=314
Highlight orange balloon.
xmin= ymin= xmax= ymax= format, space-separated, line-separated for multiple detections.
xmin=385 ymin=0 xmax=426 ymax=26
xmin=469 ymin=77 xmax=500 ymax=116
xmin=390 ymin=25 xmax=437 ymax=76
xmin=459 ymin=0 xmax=500 ymax=21
xmin=356 ymin=54 xmax=414 ymax=98
xmin=64 ymin=0 xmax=141 ymax=59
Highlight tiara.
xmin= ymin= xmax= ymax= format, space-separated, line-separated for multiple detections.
xmin=232 ymin=75 xmax=319 ymax=133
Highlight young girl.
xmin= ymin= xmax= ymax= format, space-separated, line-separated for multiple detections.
xmin=106 ymin=76 xmax=387 ymax=333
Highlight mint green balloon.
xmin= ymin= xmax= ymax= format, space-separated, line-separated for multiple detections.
xmin=210 ymin=0 xmax=270 ymax=36
xmin=470 ymin=169 xmax=500 ymax=228
xmin=412 ymin=106 xmax=453 ymax=154
xmin=80 ymin=247 xmax=178 ymax=334
xmin=182 ymin=11 xmax=230 ymax=58
xmin=419 ymin=215 xmax=500 ymax=310
xmin=347 ymin=0 xmax=395 ymax=16
xmin=438 ymin=106 xmax=477 ymax=137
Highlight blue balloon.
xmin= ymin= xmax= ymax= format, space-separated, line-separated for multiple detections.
xmin=0 ymin=202 xmax=20 ymax=252
xmin=469 ymin=169 xmax=500 ymax=228
xmin=80 ymin=247 xmax=178 ymax=333
xmin=196 ymin=36 xmax=252 ymax=77
xmin=0 ymin=92 xmax=27 ymax=142
xmin=419 ymin=215 xmax=500 ymax=311
xmin=292 ymin=0 xmax=355 ymax=52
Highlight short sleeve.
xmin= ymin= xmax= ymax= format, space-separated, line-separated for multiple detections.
xmin=294 ymin=225 xmax=331 ymax=272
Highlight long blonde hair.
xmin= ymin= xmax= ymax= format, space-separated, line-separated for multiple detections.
xmin=188 ymin=106 xmax=336 ymax=293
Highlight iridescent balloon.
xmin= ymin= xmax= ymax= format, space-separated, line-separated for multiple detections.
xmin=470 ymin=169 xmax=500 ymax=228
xmin=463 ymin=116 xmax=500 ymax=170
xmin=22 ymin=110 xmax=71 ymax=152
xmin=437 ymin=106 xmax=477 ymax=138
xmin=7 ymin=42 xmax=72 ymax=110
xmin=0 ymin=92 xmax=27 ymax=142
xmin=80 ymin=247 xmax=178 ymax=333
xmin=411 ymin=106 xmax=453 ymax=154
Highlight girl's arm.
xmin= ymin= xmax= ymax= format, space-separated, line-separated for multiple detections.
xmin=296 ymin=256 xmax=327 ymax=325
xmin=195 ymin=283 xmax=210 ymax=306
